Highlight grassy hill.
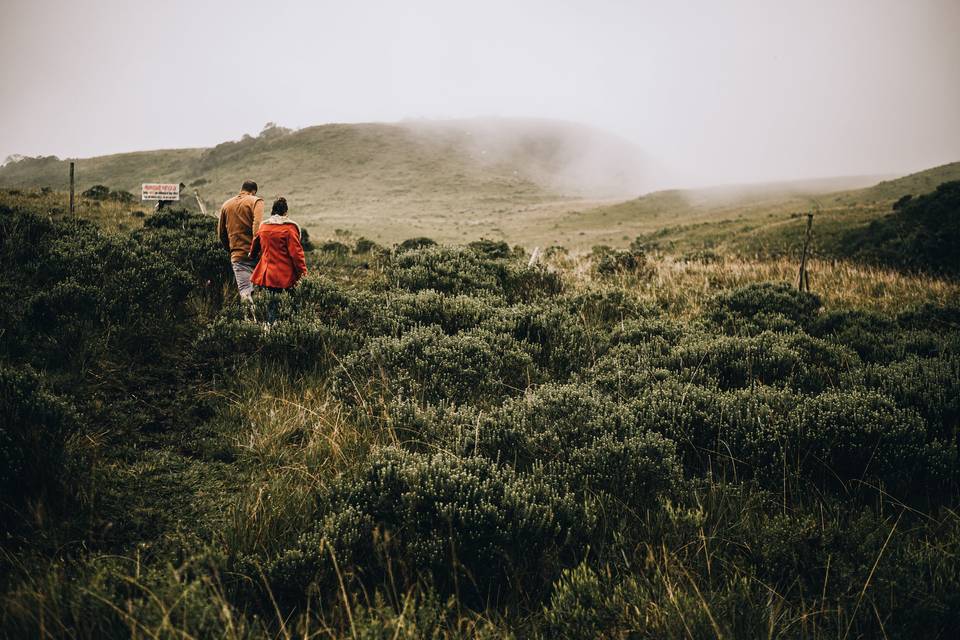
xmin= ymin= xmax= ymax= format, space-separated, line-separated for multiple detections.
xmin=3 ymin=122 xmax=957 ymax=255
xmin=0 ymin=119 xmax=649 ymax=244
xmin=574 ymin=161 xmax=960 ymax=257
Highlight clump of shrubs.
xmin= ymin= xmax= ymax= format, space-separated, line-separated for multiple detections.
xmin=318 ymin=240 xmax=350 ymax=254
xmin=81 ymin=184 xmax=136 ymax=203
xmin=841 ymin=180 xmax=960 ymax=276
xmin=706 ymin=281 xmax=822 ymax=334
xmin=591 ymin=245 xmax=652 ymax=277
xmin=0 ymin=365 xmax=78 ymax=520
xmin=261 ymin=447 xmax=592 ymax=606
xmin=468 ymin=238 xmax=511 ymax=259
xmin=335 ymin=325 xmax=536 ymax=406
xmin=396 ymin=236 xmax=437 ymax=252
xmin=385 ymin=245 xmax=563 ymax=302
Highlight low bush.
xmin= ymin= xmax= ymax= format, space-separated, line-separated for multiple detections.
xmin=353 ymin=236 xmax=383 ymax=254
xmin=468 ymin=238 xmax=511 ymax=259
xmin=134 ymin=208 xmax=228 ymax=289
xmin=0 ymin=365 xmax=79 ymax=519
xmin=396 ymin=236 xmax=437 ymax=252
xmin=847 ymin=355 xmax=960 ymax=444
xmin=385 ymin=245 xmax=562 ymax=302
xmin=318 ymin=240 xmax=350 ymax=254
xmin=706 ymin=282 xmax=822 ymax=334
xmin=470 ymin=385 xmax=682 ymax=510
xmin=591 ymin=246 xmax=652 ymax=277
xmin=486 ymin=301 xmax=608 ymax=380
xmin=384 ymin=290 xmax=501 ymax=335
xmin=262 ymin=447 xmax=592 ymax=606
xmin=334 ymin=325 xmax=537 ymax=406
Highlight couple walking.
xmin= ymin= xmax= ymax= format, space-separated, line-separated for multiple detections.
xmin=217 ymin=179 xmax=308 ymax=316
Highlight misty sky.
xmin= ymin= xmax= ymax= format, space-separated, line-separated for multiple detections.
xmin=2 ymin=0 xmax=959 ymax=188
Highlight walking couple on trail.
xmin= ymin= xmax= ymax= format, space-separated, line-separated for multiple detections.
xmin=217 ymin=179 xmax=308 ymax=320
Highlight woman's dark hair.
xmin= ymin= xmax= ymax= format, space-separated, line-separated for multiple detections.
xmin=272 ymin=197 xmax=288 ymax=216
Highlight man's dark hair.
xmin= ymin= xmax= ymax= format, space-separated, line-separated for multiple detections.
xmin=272 ymin=197 xmax=288 ymax=216
xmin=241 ymin=179 xmax=258 ymax=194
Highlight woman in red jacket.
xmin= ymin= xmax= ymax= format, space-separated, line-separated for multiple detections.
xmin=249 ymin=197 xmax=307 ymax=321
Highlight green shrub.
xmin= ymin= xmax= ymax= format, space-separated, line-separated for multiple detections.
xmin=542 ymin=562 xmax=617 ymax=638
xmin=265 ymin=448 xmax=591 ymax=605
xmin=81 ymin=184 xmax=135 ymax=203
xmin=470 ymin=385 xmax=682 ymax=509
xmin=810 ymin=308 xmax=900 ymax=363
xmin=625 ymin=381 xmax=797 ymax=476
xmin=589 ymin=329 xmax=855 ymax=394
xmin=335 ymin=325 xmax=537 ymax=406
xmin=667 ymin=331 xmax=857 ymax=392
xmin=707 ymin=282 xmax=821 ymax=334
xmin=784 ymin=390 xmax=951 ymax=491
xmin=0 ymin=365 xmax=79 ymax=518
xmin=384 ymin=290 xmax=501 ymax=335
xmin=584 ymin=342 xmax=675 ymax=398
xmin=845 ymin=355 xmax=960 ymax=445
xmin=396 ymin=236 xmax=437 ymax=252
xmin=195 ymin=315 xmax=358 ymax=374
xmin=609 ymin=317 xmax=686 ymax=346
xmin=319 ymin=240 xmax=350 ymax=254
xmin=385 ymin=246 xmax=562 ymax=302
xmin=486 ymin=302 xmax=608 ymax=380
xmin=134 ymin=208 xmax=228 ymax=289
xmin=841 ymin=180 xmax=960 ymax=275
xmin=591 ymin=246 xmax=652 ymax=276
xmin=299 ymin=227 xmax=315 ymax=252
xmin=81 ymin=184 xmax=110 ymax=200
xmin=353 ymin=236 xmax=382 ymax=254
xmin=468 ymin=238 xmax=511 ymax=259
xmin=0 ymin=208 xmax=196 ymax=370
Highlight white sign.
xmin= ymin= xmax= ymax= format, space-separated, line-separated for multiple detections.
xmin=141 ymin=183 xmax=180 ymax=201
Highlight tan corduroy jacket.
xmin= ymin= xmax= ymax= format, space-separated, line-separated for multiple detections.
xmin=217 ymin=193 xmax=264 ymax=262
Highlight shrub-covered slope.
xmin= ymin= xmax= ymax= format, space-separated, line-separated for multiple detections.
xmin=840 ymin=180 xmax=960 ymax=276
xmin=1 ymin=194 xmax=959 ymax=638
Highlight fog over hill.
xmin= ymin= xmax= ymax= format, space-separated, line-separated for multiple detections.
xmin=0 ymin=118 xmax=653 ymax=200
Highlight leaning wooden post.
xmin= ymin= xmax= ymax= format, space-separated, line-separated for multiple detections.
xmin=797 ymin=212 xmax=814 ymax=291
xmin=194 ymin=189 xmax=209 ymax=216
xmin=69 ymin=162 xmax=75 ymax=215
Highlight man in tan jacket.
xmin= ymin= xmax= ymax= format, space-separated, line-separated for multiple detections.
xmin=218 ymin=179 xmax=264 ymax=303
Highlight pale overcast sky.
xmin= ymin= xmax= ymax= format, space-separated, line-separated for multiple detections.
xmin=2 ymin=0 xmax=959 ymax=187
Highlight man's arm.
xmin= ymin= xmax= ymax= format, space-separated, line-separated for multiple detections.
xmin=252 ymin=199 xmax=264 ymax=236
xmin=217 ymin=208 xmax=230 ymax=251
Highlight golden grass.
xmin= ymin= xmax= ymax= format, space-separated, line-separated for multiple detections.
xmin=0 ymin=188 xmax=147 ymax=232
xmin=563 ymin=254 xmax=960 ymax=316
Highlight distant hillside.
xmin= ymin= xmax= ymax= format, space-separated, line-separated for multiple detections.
xmin=0 ymin=119 xmax=652 ymax=244
xmin=3 ymin=122 xmax=957 ymax=253
xmin=570 ymin=161 xmax=960 ymax=256
xmin=839 ymin=180 xmax=960 ymax=276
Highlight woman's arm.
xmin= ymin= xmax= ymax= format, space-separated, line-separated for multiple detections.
xmin=288 ymin=227 xmax=308 ymax=278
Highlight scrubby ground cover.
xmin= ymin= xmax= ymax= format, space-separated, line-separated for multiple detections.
xmin=1 ymin=190 xmax=959 ymax=638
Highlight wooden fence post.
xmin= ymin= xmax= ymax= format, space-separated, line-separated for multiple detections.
xmin=797 ymin=212 xmax=814 ymax=291
xmin=69 ymin=162 xmax=75 ymax=215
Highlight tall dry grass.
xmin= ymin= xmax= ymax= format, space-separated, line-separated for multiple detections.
xmin=560 ymin=253 xmax=960 ymax=316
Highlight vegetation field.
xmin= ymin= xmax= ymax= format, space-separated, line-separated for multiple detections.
xmin=1 ymin=171 xmax=959 ymax=638
xmin=8 ymin=120 xmax=957 ymax=252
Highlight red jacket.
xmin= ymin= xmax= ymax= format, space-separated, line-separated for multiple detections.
xmin=249 ymin=217 xmax=308 ymax=289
